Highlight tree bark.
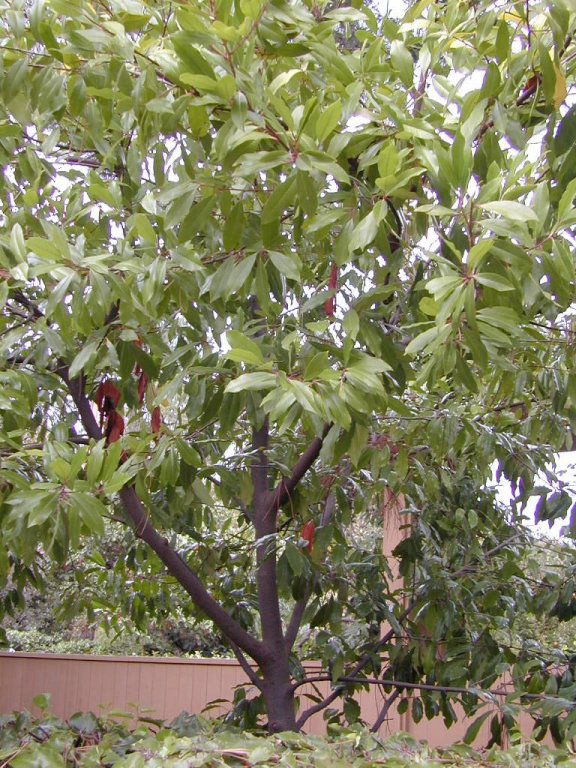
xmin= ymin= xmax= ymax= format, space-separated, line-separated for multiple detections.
xmin=260 ymin=653 xmax=297 ymax=732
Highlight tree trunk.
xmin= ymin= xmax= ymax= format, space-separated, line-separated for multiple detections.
xmin=260 ymin=655 xmax=297 ymax=732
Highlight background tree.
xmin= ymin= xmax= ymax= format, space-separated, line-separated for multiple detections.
xmin=2 ymin=0 xmax=576 ymax=737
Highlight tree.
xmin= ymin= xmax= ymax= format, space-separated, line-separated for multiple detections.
xmin=1 ymin=0 xmax=576 ymax=736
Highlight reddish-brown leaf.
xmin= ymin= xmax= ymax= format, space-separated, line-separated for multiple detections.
xmin=95 ymin=380 xmax=121 ymax=427
xmin=301 ymin=521 xmax=315 ymax=553
xmin=324 ymin=262 xmax=338 ymax=317
xmin=328 ymin=261 xmax=338 ymax=290
xmin=522 ymin=73 xmax=541 ymax=94
xmin=151 ymin=406 xmax=162 ymax=434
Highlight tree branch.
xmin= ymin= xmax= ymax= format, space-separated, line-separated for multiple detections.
xmin=267 ymin=423 xmax=332 ymax=516
xmin=229 ymin=640 xmax=263 ymax=691
xmin=293 ymin=675 xmax=515 ymax=699
xmin=284 ymin=597 xmax=307 ymax=654
xmin=11 ymin=290 xmax=44 ymax=320
xmin=370 ymin=688 xmax=401 ymax=733
xmin=0 ymin=436 xmax=90 ymax=455
xmin=250 ymin=420 xmax=286 ymax=658
xmin=55 ymin=361 xmax=267 ymax=664
xmin=17 ymin=292 xmax=267 ymax=662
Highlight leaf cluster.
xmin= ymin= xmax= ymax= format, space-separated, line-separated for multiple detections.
xmin=0 ymin=710 xmax=573 ymax=768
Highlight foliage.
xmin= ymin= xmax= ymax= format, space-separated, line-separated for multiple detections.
xmin=2 ymin=0 xmax=576 ymax=736
xmin=4 ymin=621 xmax=230 ymax=656
xmin=508 ymin=536 xmax=576 ymax=652
xmin=2 ymin=538 xmax=231 ymax=657
xmin=1 ymin=710 xmax=574 ymax=768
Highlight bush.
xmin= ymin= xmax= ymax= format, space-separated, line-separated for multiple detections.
xmin=0 ymin=709 xmax=572 ymax=768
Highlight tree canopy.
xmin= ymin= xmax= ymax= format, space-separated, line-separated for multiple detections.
xmin=2 ymin=0 xmax=576 ymax=738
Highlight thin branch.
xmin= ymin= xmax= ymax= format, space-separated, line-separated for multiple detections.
xmin=267 ymin=423 xmax=332 ymax=516
xmin=477 ymin=79 xmax=538 ymax=140
xmin=103 ymin=301 xmax=120 ymax=326
xmin=412 ymin=67 xmax=429 ymax=118
xmin=0 ymin=436 xmax=90 ymax=454
xmin=230 ymin=641 xmax=263 ymax=691
xmin=370 ymin=688 xmax=401 ymax=733
xmin=320 ymin=490 xmax=337 ymax=527
xmin=473 ymin=32 xmax=576 ymax=143
xmin=11 ymin=290 xmax=44 ymax=319
xmin=284 ymin=598 xmax=307 ymax=654
xmin=295 ymin=675 xmax=546 ymax=702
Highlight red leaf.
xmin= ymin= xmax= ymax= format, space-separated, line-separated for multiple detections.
xmin=324 ymin=296 xmax=336 ymax=317
xmin=137 ymin=372 xmax=148 ymax=404
xmin=301 ymin=521 xmax=315 ymax=553
xmin=328 ymin=261 xmax=338 ymax=290
xmin=522 ymin=73 xmax=541 ymax=94
xmin=151 ymin=406 xmax=162 ymax=434
xmin=324 ymin=262 xmax=338 ymax=317
xmin=105 ymin=410 xmax=124 ymax=445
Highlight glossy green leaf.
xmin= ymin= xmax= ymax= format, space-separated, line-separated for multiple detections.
xmin=224 ymin=372 xmax=277 ymax=393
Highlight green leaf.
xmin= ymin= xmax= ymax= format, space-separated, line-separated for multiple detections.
xmin=463 ymin=710 xmax=491 ymax=744
xmin=296 ymin=171 xmax=317 ymax=216
xmin=226 ymin=331 xmax=264 ymax=365
xmin=68 ymin=340 xmax=100 ymax=379
xmin=405 ymin=324 xmax=451 ymax=356
xmin=474 ymin=272 xmax=514 ymax=291
xmin=557 ymin=177 xmax=576 ymax=222
xmin=284 ymin=379 xmax=320 ymax=414
xmin=104 ymin=470 xmax=133 ymax=495
xmin=347 ymin=354 xmax=391 ymax=375
xmin=478 ymin=201 xmax=538 ymax=222
xmin=70 ymin=492 xmax=105 ymax=535
xmin=261 ymin=175 xmax=298 ymax=225
xmin=86 ymin=440 xmax=105 ymax=485
xmin=467 ymin=238 xmax=494 ymax=269
xmin=223 ymin=202 xmax=245 ymax=251
xmin=553 ymin=104 xmax=576 ymax=156
xmin=316 ymin=100 xmax=342 ymax=143
xmin=26 ymin=237 xmax=62 ymax=262
xmin=391 ymin=40 xmax=414 ymax=87
xmin=427 ymin=275 xmax=463 ymax=300
xmin=224 ymin=372 xmax=277 ymax=393
xmin=377 ymin=143 xmax=399 ymax=178
xmin=304 ymin=352 xmax=330 ymax=381
xmin=348 ymin=201 xmax=386 ymax=253
xmin=285 ymin=542 xmax=304 ymax=575
xmin=268 ymin=250 xmax=301 ymax=281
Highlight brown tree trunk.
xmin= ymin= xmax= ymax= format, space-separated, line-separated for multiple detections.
xmin=260 ymin=654 xmax=297 ymax=732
